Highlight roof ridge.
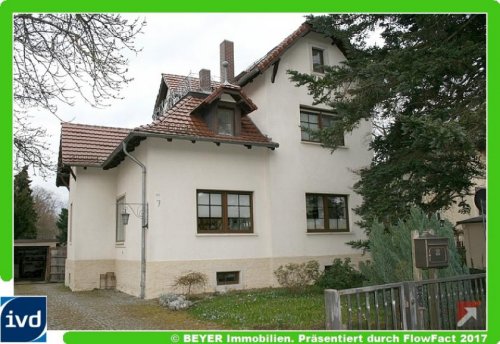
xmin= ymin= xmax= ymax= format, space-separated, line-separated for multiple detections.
xmin=62 ymin=122 xmax=130 ymax=131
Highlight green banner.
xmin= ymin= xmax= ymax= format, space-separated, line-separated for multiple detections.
xmin=63 ymin=331 xmax=490 ymax=344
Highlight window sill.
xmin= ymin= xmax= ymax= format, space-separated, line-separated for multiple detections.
xmin=196 ymin=233 xmax=258 ymax=237
xmin=115 ymin=242 xmax=126 ymax=248
xmin=301 ymin=141 xmax=348 ymax=149
xmin=306 ymin=232 xmax=353 ymax=235
xmin=311 ymin=71 xmax=326 ymax=77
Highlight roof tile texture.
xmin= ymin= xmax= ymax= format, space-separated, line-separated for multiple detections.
xmin=137 ymin=95 xmax=272 ymax=145
xmin=60 ymin=123 xmax=130 ymax=166
xmin=162 ymin=74 xmax=221 ymax=92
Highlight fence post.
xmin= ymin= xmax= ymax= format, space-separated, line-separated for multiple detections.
xmin=403 ymin=282 xmax=420 ymax=330
xmin=325 ymin=289 xmax=342 ymax=330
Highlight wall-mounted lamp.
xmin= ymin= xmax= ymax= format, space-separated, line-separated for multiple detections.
xmin=121 ymin=208 xmax=130 ymax=225
xmin=119 ymin=203 xmax=148 ymax=227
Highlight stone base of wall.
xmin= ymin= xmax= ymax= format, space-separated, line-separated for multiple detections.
xmin=66 ymin=254 xmax=368 ymax=299
xmin=145 ymin=254 xmax=367 ymax=299
xmin=115 ymin=260 xmax=141 ymax=297
xmin=65 ymin=259 xmax=115 ymax=291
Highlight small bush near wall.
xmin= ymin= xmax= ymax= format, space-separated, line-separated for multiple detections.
xmin=174 ymin=271 xmax=208 ymax=295
xmin=315 ymin=258 xmax=365 ymax=290
xmin=274 ymin=260 xmax=320 ymax=291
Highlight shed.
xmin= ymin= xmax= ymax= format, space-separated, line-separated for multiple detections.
xmin=14 ymin=240 xmax=65 ymax=282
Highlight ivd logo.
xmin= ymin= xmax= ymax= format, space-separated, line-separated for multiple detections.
xmin=0 ymin=296 xmax=47 ymax=342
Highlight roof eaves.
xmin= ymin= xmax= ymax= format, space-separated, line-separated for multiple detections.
xmin=456 ymin=216 xmax=486 ymax=225
xmin=102 ymin=131 xmax=279 ymax=170
xmin=133 ymin=131 xmax=279 ymax=149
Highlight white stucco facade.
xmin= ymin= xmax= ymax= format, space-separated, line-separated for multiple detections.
xmin=64 ymin=31 xmax=372 ymax=298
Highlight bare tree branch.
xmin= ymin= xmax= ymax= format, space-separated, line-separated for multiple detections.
xmin=13 ymin=13 xmax=146 ymax=177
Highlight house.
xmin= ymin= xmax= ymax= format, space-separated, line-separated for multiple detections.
xmin=56 ymin=22 xmax=372 ymax=298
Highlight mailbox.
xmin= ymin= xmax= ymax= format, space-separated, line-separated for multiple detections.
xmin=414 ymin=234 xmax=449 ymax=269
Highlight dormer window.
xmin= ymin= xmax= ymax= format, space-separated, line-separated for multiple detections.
xmin=312 ymin=48 xmax=325 ymax=74
xmin=217 ymin=107 xmax=235 ymax=136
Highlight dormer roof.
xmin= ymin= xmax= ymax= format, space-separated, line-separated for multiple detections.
xmin=193 ymin=84 xmax=257 ymax=115
xmin=138 ymin=92 xmax=267 ymax=144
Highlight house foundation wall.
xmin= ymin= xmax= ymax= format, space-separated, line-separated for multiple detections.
xmin=144 ymin=254 xmax=367 ymax=299
xmin=65 ymin=259 xmax=115 ymax=291
xmin=66 ymin=255 xmax=367 ymax=298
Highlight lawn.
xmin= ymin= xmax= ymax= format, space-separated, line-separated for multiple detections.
xmin=188 ymin=288 xmax=326 ymax=330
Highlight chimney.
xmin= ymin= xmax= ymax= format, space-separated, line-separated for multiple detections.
xmin=199 ymin=69 xmax=211 ymax=92
xmin=220 ymin=40 xmax=234 ymax=83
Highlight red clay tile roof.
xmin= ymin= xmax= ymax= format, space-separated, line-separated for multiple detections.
xmin=137 ymin=94 xmax=272 ymax=146
xmin=235 ymin=22 xmax=312 ymax=84
xmin=162 ymin=73 xmax=221 ymax=91
xmin=60 ymin=123 xmax=130 ymax=166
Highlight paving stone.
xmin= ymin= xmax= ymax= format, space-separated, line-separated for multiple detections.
xmin=14 ymin=283 xmax=221 ymax=330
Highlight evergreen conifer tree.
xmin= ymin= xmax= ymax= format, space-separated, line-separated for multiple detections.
xmin=14 ymin=166 xmax=38 ymax=239
xmin=360 ymin=208 xmax=467 ymax=285
xmin=56 ymin=208 xmax=68 ymax=245
xmin=289 ymin=15 xmax=486 ymax=250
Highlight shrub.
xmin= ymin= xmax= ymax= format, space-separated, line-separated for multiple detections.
xmin=274 ymin=260 xmax=320 ymax=290
xmin=174 ymin=271 xmax=208 ymax=295
xmin=159 ymin=293 xmax=193 ymax=310
xmin=359 ymin=207 xmax=468 ymax=285
xmin=315 ymin=258 xmax=365 ymax=290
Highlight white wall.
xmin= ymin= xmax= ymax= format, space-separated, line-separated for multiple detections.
xmin=114 ymin=144 xmax=149 ymax=262
xmin=145 ymin=138 xmax=273 ymax=262
xmin=244 ymin=31 xmax=372 ymax=258
xmin=69 ymin=167 xmax=117 ymax=260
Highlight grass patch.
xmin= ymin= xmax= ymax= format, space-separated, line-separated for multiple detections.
xmin=188 ymin=288 xmax=325 ymax=330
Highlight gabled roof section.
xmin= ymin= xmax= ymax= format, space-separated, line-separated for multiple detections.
xmin=235 ymin=21 xmax=350 ymax=87
xmin=235 ymin=22 xmax=312 ymax=85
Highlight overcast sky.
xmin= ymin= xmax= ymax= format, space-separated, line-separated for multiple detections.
xmin=27 ymin=13 xmax=311 ymax=205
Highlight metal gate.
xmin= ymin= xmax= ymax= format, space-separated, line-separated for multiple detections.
xmin=48 ymin=247 xmax=66 ymax=282
xmin=325 ymin=273 xmax=486 ymax=330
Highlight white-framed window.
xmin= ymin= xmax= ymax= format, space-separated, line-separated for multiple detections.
xmin=116 ymin=196 xmax=126 ymax=243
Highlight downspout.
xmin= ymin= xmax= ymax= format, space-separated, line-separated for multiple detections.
xmin=122 ymin=142 xmax=148 ymax=299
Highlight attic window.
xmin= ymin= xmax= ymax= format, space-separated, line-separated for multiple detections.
xmin=312 ymin=48 xmax=325 ymax=74
xmin=217 ymin=107 xmax=235 ymax=136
